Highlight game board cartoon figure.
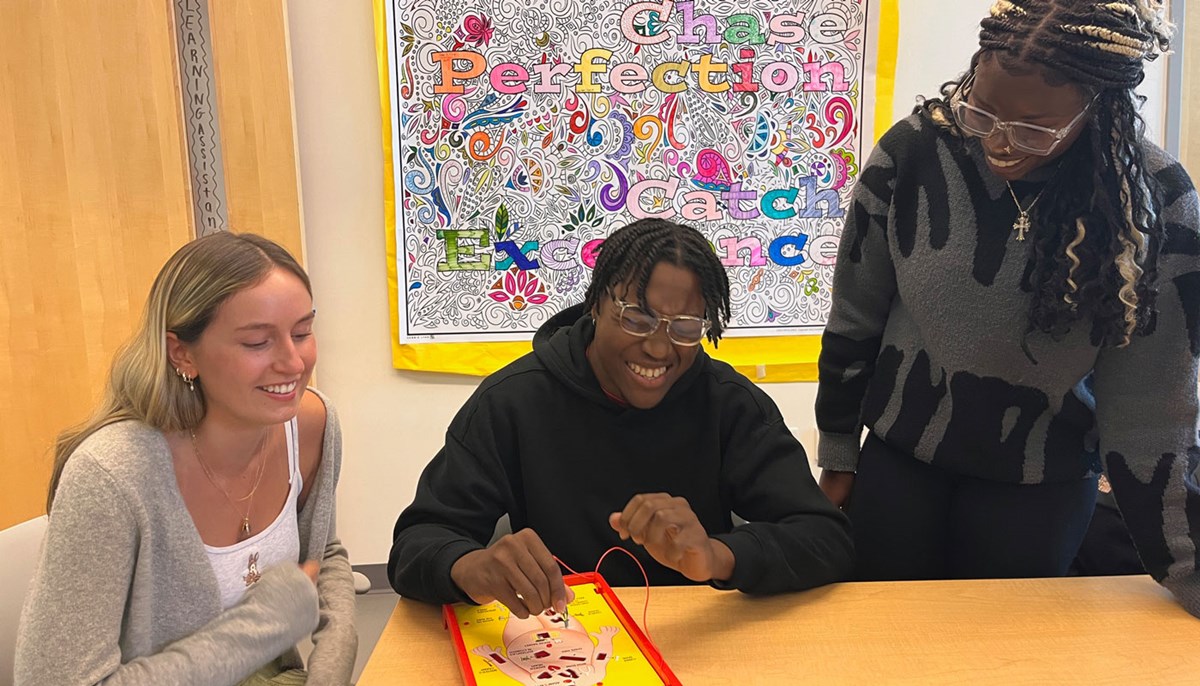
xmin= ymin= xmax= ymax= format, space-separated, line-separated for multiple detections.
xmin=471 ymin=608 xmax=619 ymax=686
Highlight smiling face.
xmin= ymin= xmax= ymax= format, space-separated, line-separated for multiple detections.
xmin=967 ymin=54 xmax=1092 ymax=181
xmin=587 ymin=261 xmax=705 ymax=410
xmin=169 ymin=267 xmax=317 ymax=430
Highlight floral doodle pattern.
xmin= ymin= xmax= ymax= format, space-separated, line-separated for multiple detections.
xmin=489 ymin=267 xmax=550 ymax=310
xmin=387 ymin=0 xmax=875 ymax=342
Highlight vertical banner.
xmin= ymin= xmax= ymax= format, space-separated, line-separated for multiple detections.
xmin=174 ymin=0 xmax=229 ymax=236
xmin=378 ymin=0 xmax=897 ymax=379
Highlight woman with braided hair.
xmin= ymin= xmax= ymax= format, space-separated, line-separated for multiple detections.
xmin=390 ymin=218 xmax=853 ymax=615
xmin=816 ymin=0 xmax=1200 ymax=614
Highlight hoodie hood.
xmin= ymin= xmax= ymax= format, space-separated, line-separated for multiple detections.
xmin=532 ymin=303 xmax=709 ymax=410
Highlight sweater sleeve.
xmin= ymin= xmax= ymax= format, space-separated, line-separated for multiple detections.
xmin=815 ymin=128 xmax=901 ymax=472
xmin=1093 ymin=163 xmax=1200 ymax=618
xmin=305 ymin=518 xmax=357 ymax=684
xmin=388 ymin=414 xmax=513 ymax=604
xmin=15 ymin=454 xmax=319 ymax=686
xmin=301 ymin=398 xmax=358 ymax=684
xmin=710 ymin=384 xmax=855 ymax=594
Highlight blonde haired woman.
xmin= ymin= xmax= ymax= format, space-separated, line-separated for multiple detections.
xmin=16 ymin=232 xmax=356 ymax=684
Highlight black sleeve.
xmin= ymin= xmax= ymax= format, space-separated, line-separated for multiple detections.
xmin=387 ymin=400 xmax=515 ymax=604
xmin=711 ymin=383 xmax=855 ymax=594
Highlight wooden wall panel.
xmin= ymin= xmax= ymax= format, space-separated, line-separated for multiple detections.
xmin=0 ymin=0 xmax=194 ymax=529
xmin=209 ymin=0 xmax=306 ymax=263
xmin=1184 ymin=2 xmax=1200 ymax=175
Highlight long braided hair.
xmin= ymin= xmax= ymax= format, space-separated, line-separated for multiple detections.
xmin=583 ymin=219 xmax=732 ymax=345
xmin=921 ymin=0 xmax=1173 ymax=347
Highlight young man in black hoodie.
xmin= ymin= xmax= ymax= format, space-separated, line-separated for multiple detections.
xmin=389 ymin=219 xmax=854 ymax=618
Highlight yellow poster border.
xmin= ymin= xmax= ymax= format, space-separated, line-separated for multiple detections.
xmin=375 ymin=0 xmax=899 ymax=380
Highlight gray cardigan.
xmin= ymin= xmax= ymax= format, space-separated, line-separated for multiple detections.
xmin=14 ymin=389 xmax=357 ymax=685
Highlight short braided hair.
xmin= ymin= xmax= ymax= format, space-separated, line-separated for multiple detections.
xmin=583 ymin=219 xmax=732 ymax=345
xmin=920 ymin=0 xmax=1173 ymax=347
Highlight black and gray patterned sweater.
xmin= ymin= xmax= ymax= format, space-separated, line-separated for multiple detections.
xmin=816 ymin=112 xmax=1200 ymax=617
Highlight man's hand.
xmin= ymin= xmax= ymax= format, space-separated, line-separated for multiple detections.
xmin=450 ymin=528 xmax=572 ymax=618
xmin=609 ymin=493 xmax=734 ymax=583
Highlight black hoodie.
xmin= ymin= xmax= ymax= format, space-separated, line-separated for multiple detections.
xmin=388 ymin=304 xmax=854 ymax=604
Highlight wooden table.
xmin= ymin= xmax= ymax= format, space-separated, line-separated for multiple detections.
xmin=357 ymin=576 xmax=1200 ymax=684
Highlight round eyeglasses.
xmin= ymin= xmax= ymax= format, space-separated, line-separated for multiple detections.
xmin=612 ymin=298 xmax=710 ymax=346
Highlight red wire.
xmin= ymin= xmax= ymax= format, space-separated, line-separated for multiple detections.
xmin=554 ymin=556 xmax=581 ymax=576
xmin=554 ymin=547 xmax=653 ymax=642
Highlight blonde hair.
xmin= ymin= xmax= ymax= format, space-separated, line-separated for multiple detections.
xmin=46 ymin=232 xmax=310 ymax=511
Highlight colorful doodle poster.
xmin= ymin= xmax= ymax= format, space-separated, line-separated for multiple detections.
xmin=379 ymin=0 xmax=897 ymax=373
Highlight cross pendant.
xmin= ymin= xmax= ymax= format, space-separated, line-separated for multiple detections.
xmin=1012 ymin=211 xmax=1031 ymax=241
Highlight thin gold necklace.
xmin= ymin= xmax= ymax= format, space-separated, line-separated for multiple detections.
xmin=190 ymin=429 xmax=270 ymax=541
xmin=1006 ymin=181 xmax=1049 ymax=242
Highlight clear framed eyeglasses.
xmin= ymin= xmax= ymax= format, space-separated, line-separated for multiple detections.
xmin=950 ymin=71 xmax=1098 ymax=156
xmin=612 ymin=298 xmax=710 ymax=346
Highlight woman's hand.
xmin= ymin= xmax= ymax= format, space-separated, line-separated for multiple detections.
xmin=299 ymin=560 xmax=319 ymax=585
xmin=819 ymin=470 xmax=856 ymax=509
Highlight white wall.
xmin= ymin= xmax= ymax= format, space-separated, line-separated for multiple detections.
xmin=287 ymin=0 xmax=1171 ymax=566
xmin=891 ymin=1 xmax=1167 ymax=143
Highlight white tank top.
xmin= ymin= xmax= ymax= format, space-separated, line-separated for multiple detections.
xmin=205 ymin=418 xmax=303 ymax=610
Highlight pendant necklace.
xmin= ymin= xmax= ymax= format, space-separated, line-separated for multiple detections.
xmin=190 ymin=429 xmax=269 ymax=541
xmin=1005 ymin=181 xmax=1049 ymax=242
